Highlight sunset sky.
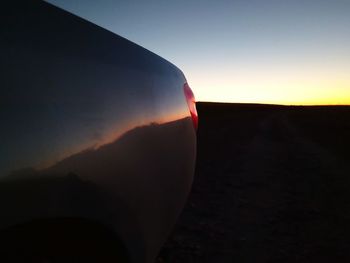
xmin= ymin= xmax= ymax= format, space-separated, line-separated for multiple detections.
xmin=48 ymin=0 xmax=350 ymax=105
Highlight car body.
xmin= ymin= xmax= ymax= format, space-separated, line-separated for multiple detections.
xmin=0 ymin=1 xmax=197 ymax=262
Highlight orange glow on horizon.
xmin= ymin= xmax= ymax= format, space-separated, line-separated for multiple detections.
xmin=194 ymin=84 xmax=350 ymax=105
xmin=186 ymin=65 xmax=350 ymax=106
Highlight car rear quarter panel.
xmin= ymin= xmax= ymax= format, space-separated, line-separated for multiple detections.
xmin=0 ymin=2 xmax=196 ymax=262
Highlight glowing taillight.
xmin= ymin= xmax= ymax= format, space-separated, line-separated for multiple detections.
xmin=183 ymin=83 xmax=198 ymax=130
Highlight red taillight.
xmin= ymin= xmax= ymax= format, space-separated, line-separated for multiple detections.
xmin=184 ymin=83 xmax=198 ymax=130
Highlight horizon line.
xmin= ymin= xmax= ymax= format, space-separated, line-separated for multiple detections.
xmin=197 ymin=100 xmax=350 ymax=107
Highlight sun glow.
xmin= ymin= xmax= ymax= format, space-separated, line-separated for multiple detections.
xmin=187 ymin=66 xmax=350 ymax=105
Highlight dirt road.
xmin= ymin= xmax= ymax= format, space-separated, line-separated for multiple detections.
xmin=158 ymin=103 xmax=350 ymax=263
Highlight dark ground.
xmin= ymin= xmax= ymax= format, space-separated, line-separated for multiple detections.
xmin=157 ymin=102 xmax=350 ymax=263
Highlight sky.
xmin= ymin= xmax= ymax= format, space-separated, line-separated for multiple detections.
xmin=47 ymin=0 xmax=350 ymax=105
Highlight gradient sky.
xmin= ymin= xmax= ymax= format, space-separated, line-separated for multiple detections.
xmin=47 ymin=0 xmax=350 ymax=105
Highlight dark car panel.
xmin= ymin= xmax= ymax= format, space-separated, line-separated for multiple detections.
xmin=0 ymin=1 xmax=196 ymax=262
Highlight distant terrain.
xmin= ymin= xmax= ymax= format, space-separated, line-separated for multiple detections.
xmin=157 ymin=102 xmax=350 ymax=263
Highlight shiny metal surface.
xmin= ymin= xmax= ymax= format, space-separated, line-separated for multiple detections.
xmin=0 ymin=2 xmax=196 ymax=262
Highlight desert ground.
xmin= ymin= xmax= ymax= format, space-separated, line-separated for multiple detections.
xmin=157 ymin=102 xmax=350 ymax=263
